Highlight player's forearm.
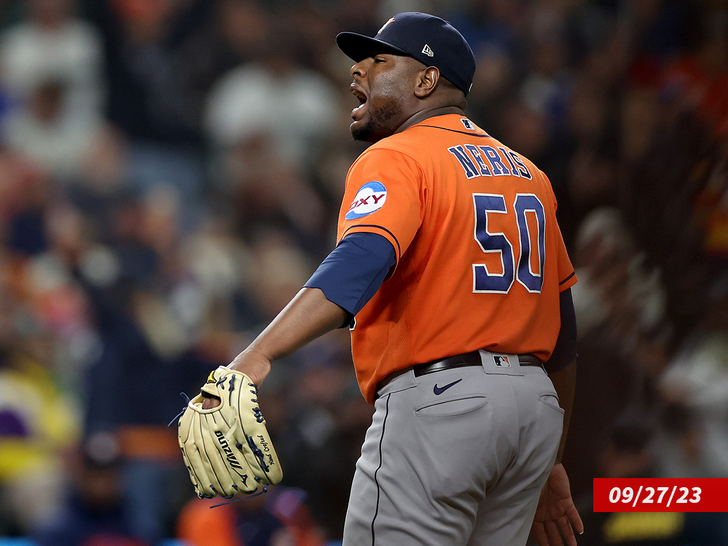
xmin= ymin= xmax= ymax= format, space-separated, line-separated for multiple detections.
xmin=549 ymin=359 xmax=577 ymax=464
xmin=235 ymin=287 xmax=348 ymax=366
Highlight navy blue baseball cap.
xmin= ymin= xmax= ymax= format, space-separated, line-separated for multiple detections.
xmin=336 ymin=12 xmax=476 ymax=95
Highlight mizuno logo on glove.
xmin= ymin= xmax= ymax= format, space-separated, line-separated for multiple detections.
xmin=215 ymin=430 xmax=244 ymax=471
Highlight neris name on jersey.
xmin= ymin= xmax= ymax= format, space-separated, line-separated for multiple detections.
xmin=448 ymin=143 xmax=532 ymax=180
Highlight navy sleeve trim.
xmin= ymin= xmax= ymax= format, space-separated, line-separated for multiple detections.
xmin=340 ymin=225 xmax=401 ymax=258
xmin=559 ymin=271 xmax=576 ymax=286
xmin=304 ymin=232 xmax=396 ymax=327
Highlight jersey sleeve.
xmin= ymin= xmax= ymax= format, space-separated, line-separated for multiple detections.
xmin=337 ymin=147 xmax=425 ymax=267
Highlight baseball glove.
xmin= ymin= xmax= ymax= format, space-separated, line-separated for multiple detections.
xmin=177 ymin=366 xmax=283 ymax=499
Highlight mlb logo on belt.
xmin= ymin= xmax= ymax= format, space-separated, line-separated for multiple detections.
xmin=494 ymin=355 xmax=511 ymax=367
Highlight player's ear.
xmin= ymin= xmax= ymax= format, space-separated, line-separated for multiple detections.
xmin=414 ymin=66 xmax=439 ymax=98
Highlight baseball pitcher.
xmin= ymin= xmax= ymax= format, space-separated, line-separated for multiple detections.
xmin=179 ymin=12 xmax=583 ymax=546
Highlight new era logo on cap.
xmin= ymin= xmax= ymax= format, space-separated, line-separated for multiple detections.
xmin=336 ymin=12 xmax=476 ymax=95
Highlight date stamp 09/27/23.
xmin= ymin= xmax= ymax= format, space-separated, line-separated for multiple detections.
xmin=594 ymin=479 xmax=728 ymax=512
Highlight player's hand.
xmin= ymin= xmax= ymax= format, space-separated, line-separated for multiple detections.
xmin=531 ymin=463 xmax=584 ymax=546
xmin=201 ymin=349 xmax=272 ymax=410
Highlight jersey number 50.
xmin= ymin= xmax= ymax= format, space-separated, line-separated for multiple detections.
xmin=472 ymin=193 xmax=545 ymax=294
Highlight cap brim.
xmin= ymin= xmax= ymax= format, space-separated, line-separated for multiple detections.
xmin=336 ymin=32 xmax=410 ymax=62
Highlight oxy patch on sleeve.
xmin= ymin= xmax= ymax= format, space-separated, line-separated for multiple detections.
xmin=345 ymin=181 xmax=387 ymax=220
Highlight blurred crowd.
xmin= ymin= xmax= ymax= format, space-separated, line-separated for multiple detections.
xmin=0 ymin=0 xmax=726 ymax=545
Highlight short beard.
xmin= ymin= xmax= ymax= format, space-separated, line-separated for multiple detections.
xmin=351 ymin=98 xmax=403 ymax=142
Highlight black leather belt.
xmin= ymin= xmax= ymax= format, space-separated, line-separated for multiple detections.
xmin=413 ymin=351 xmax=543 ymax=377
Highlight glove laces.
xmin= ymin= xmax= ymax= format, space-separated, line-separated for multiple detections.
xmin=168 ymin=392 xmax=192 ymax=428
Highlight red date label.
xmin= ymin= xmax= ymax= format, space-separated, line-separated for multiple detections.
xmin=594 ymin=479 xmax=728 ymax=512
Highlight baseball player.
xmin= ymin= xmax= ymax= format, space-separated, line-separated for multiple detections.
xmin=199 ymin=12 xmax=583 ymax=546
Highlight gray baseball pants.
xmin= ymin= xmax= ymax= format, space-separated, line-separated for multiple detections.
xmin=343 ymin=351 xmax=563 ymax=546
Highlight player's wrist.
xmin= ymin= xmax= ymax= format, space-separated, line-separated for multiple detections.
xmin=228 ymin=349 xmax=272 ymax=386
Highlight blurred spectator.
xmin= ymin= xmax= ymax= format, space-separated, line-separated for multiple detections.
xmin=203 ymin=18 xmax=340 ymax=168
xmin=222 ymin=141 xmax=330 ymax=256
xmin=78 ymin=0 xmax=214 ymax=222
xmin=175 ymin=0 xmax=272 ymax=107
xmin=654 ymin=401 xmax=708 ymax=480
xmin=0 ymin=0 xmax=109 ymax=181
xmin=520 ymin=3 xmax=573 ymax=134
xmin=571 ymin=208 xmax=666 ymax=342
xmin=81 ymin=0 xmax=209 ymax=145
xmin=661 ymin=1 xmax=728 ymax=141
xmin=31 ymin=433 xmax=150 ymax=546
xmin=176 ymin=486 xmax=324 ymax=546
xmin=444 ymin=0 xmax=524 ymax=62
xmin=658 ymin=292 xmax=728 ymax=479
xmin=77 ymin=190 xmax=227 ymax=544
xmin=0 ymin=316 xmax=80 ymax=535
xmin=0 ymin=77 xmax=115 ymax=184
xmin=691 ymin=132 xmax=728 ymax=283
xmin=0 ymin=0 xmax=105 ymax=119
xmin=563 ymin=207 xmax=668 ymax=496
xmin=245 ymin=226 xmax=319 ymax=322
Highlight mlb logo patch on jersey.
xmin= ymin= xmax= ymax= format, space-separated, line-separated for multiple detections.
xmin=493 ymin=355 xmax=511 ymax=367
xmin=345 ymin=181 xmax=387 ymax=220
xmin=460 ymin=118 xmax=476 ymax=131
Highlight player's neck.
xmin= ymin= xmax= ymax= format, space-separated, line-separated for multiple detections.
xmin=395 ymin=106 xmax=464 ymax=134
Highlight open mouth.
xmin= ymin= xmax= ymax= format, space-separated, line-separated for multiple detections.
xmin=351 ymin=86 xmax=368 ymax=119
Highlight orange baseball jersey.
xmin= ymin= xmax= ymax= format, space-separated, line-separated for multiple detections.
xmin=337 ymin=114 xmax=577 ymax=404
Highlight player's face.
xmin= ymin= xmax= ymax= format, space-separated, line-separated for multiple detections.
xmin=348 ymin=53 xmax=421 ymax=142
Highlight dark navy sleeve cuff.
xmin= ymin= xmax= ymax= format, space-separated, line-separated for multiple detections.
xmin=544 ymin=287 xmax=577 ymax=373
